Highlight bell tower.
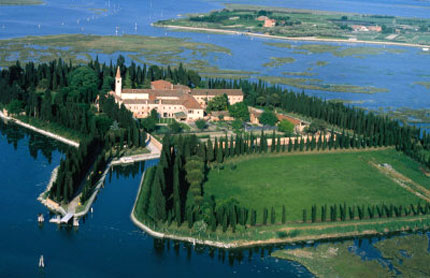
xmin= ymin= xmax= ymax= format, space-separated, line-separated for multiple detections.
xmin=115 ymin=66 xmax=122 ymax=97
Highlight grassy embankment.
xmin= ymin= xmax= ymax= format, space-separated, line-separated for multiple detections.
xmin=157 ymin=4 xmax=430 ymax=45
xmin=134 ymin=148 xmax=430 ymax=246
xmin=272 ymin=234 xmax=430 ymax=277
xmin=0 ymin=34 xmax=255 ymax=78
xmin=15 ymin=115 xmax=83 ymax=143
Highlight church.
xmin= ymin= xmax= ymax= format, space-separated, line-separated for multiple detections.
xmin=109 ymin=67 xmax=244 ymax=121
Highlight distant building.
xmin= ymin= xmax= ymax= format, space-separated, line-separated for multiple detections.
xmin=352 ymin=25 xmax=369 ymax=32
xmin=108 ymin=67 xmax=244 ymax=121
xmin=351 ymin=25 xmax=381 ymax=32
xmin=368 ymin=25 xmax=382 ymax=32
xmin=257 ymin=16 xmax=269 ymax=21
xmin=263 ymin=19 xmax=277 ymax=28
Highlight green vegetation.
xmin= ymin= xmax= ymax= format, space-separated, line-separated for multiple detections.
xmin=0 ymin=34 xmax=230 ymax=69
xmin=375 ymin=234 xmax=430 ymax=276
xmin=157 ymin=4 xmax=430 ymax=45
xmin=385 ymin=107 xmax=430 ymax=123
xmin=282 ymin=71 xmax=315 ymax=77
xmin=258 ymin=110 xmax=278 ymax=126
xmin=259 ymin=76 xmax=389 ymax=94
xmin=195 ymin=119 xmax=207 ymax=130
xmin=272 ymin=234 xmax=430 ymax=278
xmin=15 ymin=115 xmax=84 ymax=142
xmin=278 ymin=120 xmax=295 ymax=135
xmin=228 ymin=102 xmax=250 ymax=121
xmin=0 ymin=0 xmax=43 ymax=5
xmin=267 ymin=42 xmax=405 ymax=57
xmin=414 ymin=81 xmax=430 ymax=89
xmin=204 ymin=149 xmax=424 ymax=222
xmin=206 ymin=94 xmax=229 ymax=112
xmin=262 ymin=57 xmax=296 ymax=68
xmin=132 ymin=71 xmax=430 ymax=245
xmin=295 ymin=44 xmax=405 ymax=57
xmin=272 ymin=241 xmax=392 ymax=277
xmin=315 ymin=60 xmax=328 ymax=66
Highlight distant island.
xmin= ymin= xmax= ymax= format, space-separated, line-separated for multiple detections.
xmin=155 ymin=4 xmax=430 ymax=48
xmin=0 ymin=0 xmax=43 ymax=5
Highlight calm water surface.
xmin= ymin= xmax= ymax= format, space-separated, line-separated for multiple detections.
xmin=0 ymin=124 xmax=312 ymax=277
xmin=0 ymin=0 xmax=430 ymax=275
xmin=1 ymin=0 xmax=430 ymax=112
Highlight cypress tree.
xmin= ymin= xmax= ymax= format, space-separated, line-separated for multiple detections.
xmin=311 ymin=205 xmax=316 ymax=223
xmin=270 ymin=207 xmax=276 ymax=224
xmin=216 ymin=142 xmax=224 ymax=164
xmin=302 ymin=209 xmax=307 ymax=223
xmin=270 ymin=131 xmax=276 ymax=153
xmin=173 ymin=157 xmax=182 ymax=225
xmin=263 ymin=208 xmax=268 ymax=225
xmin=251 ymin=209 xmax=257 ymax=226
xmin=282 ymin=205 xmax=286 ymax=224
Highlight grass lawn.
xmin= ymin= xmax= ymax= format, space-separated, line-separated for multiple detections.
xmin=204 ymin=149 xmax=427 ymax=222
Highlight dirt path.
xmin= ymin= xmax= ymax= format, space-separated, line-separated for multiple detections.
xmin=371 ymin=162 xmax=430 ymax=202
xmin=158 ymin=24 xmax=430 ymax=49
xmin=280 ymin=215 xmax=430 ymax=232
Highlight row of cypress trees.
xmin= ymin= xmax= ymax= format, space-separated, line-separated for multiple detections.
xmin=206 ymin=78 xmax=430 ymax=168
xmin=303 ymin=202 xmax=430 ymax=223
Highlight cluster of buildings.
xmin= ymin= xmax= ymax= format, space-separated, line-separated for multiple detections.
xmin=257 ymin=16 xmax=277 ymax=28
xmin=351 ymin=25 xmax=382 ymax=32
xmin=109 ymin=68 xmax=243 ymax=121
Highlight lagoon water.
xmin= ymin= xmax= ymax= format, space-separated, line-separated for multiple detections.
xmin=1 ymin=0 xmax=430 ymax=113
xmin=0 ymin=125 xmax=313 ymax=277
xmin=1 ymin=0 xmax=430 ymax=276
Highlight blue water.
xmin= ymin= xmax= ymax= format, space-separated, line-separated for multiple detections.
xmin=0 ymin=123 xmax=313 ymax=277
xmin=1 ymin=0 xmax=430 ymax=276
xmin=0 ymin=0 xmax=430 ymax=113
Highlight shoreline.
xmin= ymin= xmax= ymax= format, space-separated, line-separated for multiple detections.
xmin=157 ymin=24 xmax=430 ymax=49
xmin=38 ymin=138 xmax=161 ymax=219
xmin=0 ymin=111 xmax=79 ymax=148
xmin=130 ymin=167 xmax=430 ymax=249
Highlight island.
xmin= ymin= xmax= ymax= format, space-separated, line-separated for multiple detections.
xmin=0 ymin=56 xmax=429 ymax=248
xmin=155 ymin=4 xmax=430 ymax=48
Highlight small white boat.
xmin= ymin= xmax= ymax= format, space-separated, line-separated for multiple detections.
xmin=39 ymin=255 xmax=45 ymax=268
xmin=37 ymin=214 xmax=44 ymax=223
xmin=73 ymin=217 xmax=79 ymax=227
xmin=422 ymin=47 xmax=429 ymax=52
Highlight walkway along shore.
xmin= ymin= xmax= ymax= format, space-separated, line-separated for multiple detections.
xmin=0 ymin=110 xmax=79 ymax=148
xmin=157 ymin=24 xmax=430 ymax=49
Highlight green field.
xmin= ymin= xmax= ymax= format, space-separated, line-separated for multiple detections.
xmin=204 ymin=149 xmax=427 ymax=222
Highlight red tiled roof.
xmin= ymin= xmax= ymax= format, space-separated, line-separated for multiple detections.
xmin=151 ymin=80 xmax=173 ymax=90
xmin=277 ymin=114 xmax=301 ymax=126
xmin=190 ymin=89 xmax=243 ymax=96
xmin=116 ymin=67 xmax=121 ymax=78
xmin=181 ymin=94 xmax=202 ymax=109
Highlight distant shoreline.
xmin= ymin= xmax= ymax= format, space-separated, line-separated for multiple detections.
xmin=157 ymin=24 xmax=430 ymax=49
